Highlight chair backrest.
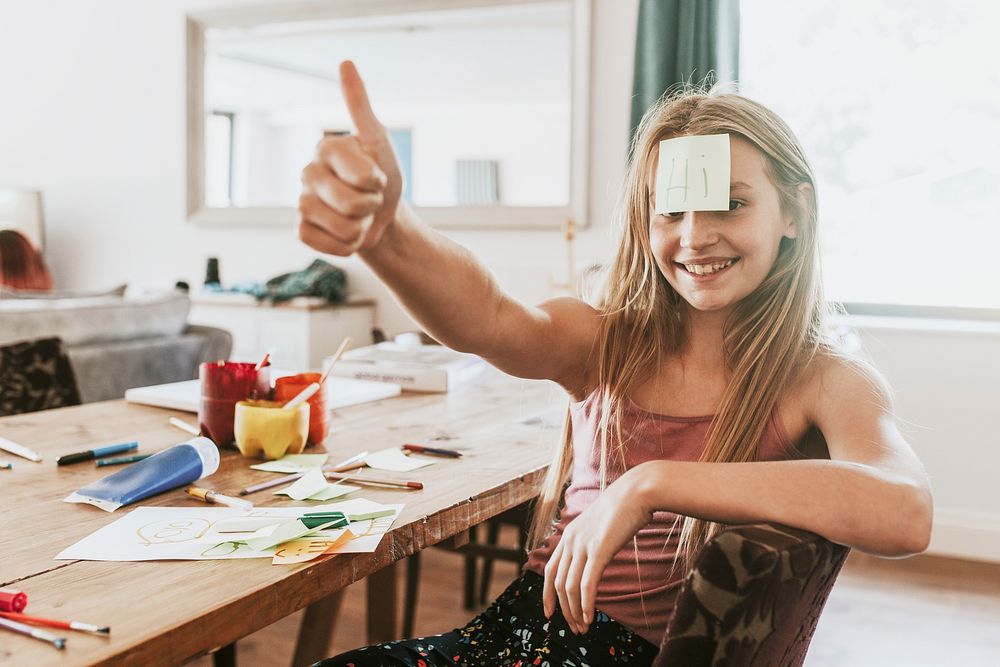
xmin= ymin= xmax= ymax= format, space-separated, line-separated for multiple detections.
xmin=654 ymin=522 xmax=850 ymax=667
xmin=0 ymin=337 xmax=81 ymax=416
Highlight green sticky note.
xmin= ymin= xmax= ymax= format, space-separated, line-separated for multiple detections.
xmin=245 ymin=518 xmax=340 ymax=551
xmin=250 ymin=453 xmax=328 ymax=473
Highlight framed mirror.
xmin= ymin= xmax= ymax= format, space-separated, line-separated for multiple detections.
xmin=186 ymin=0 xmax=591 ymax=229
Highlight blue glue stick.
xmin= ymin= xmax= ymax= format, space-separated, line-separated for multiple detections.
xmin=63 ymin=438 xmax=220 ymax=512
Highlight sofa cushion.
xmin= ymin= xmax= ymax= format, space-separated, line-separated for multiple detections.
xmin=0 ymin=290 xmax=190 ymax=347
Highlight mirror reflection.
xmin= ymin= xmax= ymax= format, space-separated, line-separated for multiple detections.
xmin=203 ymin=2 xmax=571 ymax=210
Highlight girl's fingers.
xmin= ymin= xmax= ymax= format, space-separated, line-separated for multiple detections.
xmin=302 ymin=160 xmax=384 ymax=220
xmin=297 ymin=218 xmax=356 ymax=257
xmin=542 ymin=543 xmax=563 ymax=618
xmin=298 ymin=192 xmax=370 ymax=247
xmin=316 ymin=135 xmax=387 ymax=193
xmin=563 ymin=549 xmax=588 ymax=633
xmin=579 ymin=558 xmax=598 ymax=628
xmin=554 ymin=548 xmax=575 ymax=632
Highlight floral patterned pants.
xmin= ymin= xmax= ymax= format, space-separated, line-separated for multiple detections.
xmin=315 ymin=571 xmax=657 ymax=667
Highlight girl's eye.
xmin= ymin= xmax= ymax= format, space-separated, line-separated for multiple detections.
xmin=728 ymin=200 xmax=744 ymax=212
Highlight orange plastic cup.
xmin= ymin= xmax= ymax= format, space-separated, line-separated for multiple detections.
xmin=273 ymin=373 xmax=329 ymax=446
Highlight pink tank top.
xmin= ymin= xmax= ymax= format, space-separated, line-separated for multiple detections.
xmin=523 ymin=387 xmax=803 ymax=646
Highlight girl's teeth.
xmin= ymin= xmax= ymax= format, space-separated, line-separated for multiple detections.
xmin=684 ymin=259 xmax=734 ymax=275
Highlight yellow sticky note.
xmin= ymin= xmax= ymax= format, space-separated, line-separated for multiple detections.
xmin=272 ymin=528 xmax=352 ymax=565
xmin=655 ymin=134 xmax=731 ymax=214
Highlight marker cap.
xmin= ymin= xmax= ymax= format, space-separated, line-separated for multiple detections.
xmin=0 ymin=588 xmax=27 ymax=613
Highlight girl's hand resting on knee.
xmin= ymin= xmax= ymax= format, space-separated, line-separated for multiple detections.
xmin=299 ymin=60 xmax=403 ymax=256
xmin=543 ymin=466 xmax=654 ymax=635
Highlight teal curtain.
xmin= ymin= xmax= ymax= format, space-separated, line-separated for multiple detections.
xmin=630 ymin=0 xmax=740 ymax=141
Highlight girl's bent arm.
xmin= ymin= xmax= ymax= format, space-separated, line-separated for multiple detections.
xmin=634 ymin=354 xmax=933 ymax=557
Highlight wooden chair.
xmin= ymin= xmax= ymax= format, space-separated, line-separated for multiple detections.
xmin=655 ymin=522 xmax=850 ymax=667
xmin=0 ymin=337 xmax=81 ymax=416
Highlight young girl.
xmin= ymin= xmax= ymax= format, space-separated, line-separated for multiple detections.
xmin=298 ymin=62 xmax=933 ymax=666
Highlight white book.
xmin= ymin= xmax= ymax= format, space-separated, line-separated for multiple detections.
xmin=125 ymin=373 xmax=402 ymax=412
xmin=326 ymin=343 xmax=487 ymax=393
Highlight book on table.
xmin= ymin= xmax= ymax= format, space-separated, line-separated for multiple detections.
xmin=325 ymin=342 xmax=487 ymax=392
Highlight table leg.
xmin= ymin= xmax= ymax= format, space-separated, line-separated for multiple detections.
xmin=366 ymin=561 xmax=399 ymax=644
xmin=213 ymin=642 xmax=236 ymax=667
xmin=292 ymin=589 xmax=345 ymax=667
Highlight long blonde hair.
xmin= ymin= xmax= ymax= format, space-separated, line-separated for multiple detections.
xmin=529 ymin=86 xmax=834 ymax=570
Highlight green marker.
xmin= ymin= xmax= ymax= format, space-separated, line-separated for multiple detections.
xmin=95 ymin=454 xmax=151 ymax=467
xmin=1 ymin=462 xmax=12 ymax=470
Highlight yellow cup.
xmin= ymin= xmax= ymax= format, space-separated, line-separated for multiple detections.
xmin=233 ymin=400 xmax=310 ymax=460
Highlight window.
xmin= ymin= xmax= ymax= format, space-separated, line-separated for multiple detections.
xmin=740 ymin=1 xmax=1000 ymax=310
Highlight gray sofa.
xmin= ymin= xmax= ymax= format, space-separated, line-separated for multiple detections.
xmin=0 ymin=290 xmax=232 ymax=403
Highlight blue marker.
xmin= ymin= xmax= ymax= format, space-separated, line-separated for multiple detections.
xmin=56 ymin=441 xmax=138 ymax=466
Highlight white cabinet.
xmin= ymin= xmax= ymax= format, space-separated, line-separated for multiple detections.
xmin=188 ymin=293 xmax=375 ymax=370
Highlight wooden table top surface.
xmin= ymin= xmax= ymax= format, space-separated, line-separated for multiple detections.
xmin=0 ymin=370 xmax=565 ymax=666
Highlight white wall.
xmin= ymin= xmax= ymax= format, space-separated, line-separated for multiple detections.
xmin=1 ymin=0 xmax=995 ymax=562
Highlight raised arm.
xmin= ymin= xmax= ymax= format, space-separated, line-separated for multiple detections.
xmin=298 ymin=61 xmax=598 ymax=392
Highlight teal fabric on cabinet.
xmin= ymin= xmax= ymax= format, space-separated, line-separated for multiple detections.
xmin=630 ymin=0 xmax=740 ymax=142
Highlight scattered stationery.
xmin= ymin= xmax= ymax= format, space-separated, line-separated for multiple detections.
xmin=187 ymin=486 xmax=254 ymax=510
xmin=0 ymin=616 xmax=65 ymax=650
xmin=324 ymin=472 xmax=423 ymax=490
xmin=0 ymin=611 xmax=109 ymax=636
xmin=402 ymin=443 xmax=462 ymax=458
xmin=365 ymin=447 xmax=436 ymax=472
xmin=0 ymin=436 xmax=42 ymax=463
xmin=96 ymin=454 xmax=151 ymax=467
xmin=275 ymin=469 xmax=360 ymax=501
xmin=328 ymin=342 xmax=486 ymax=392
xmin=57 ymin=441 xmax=138 ymax=466
xmin=239 ymin=451 xmax=368 ymax=496
xmin=250 ymin=453 xmax=328 ymax=474
xmin=55 ymin=502 xmax=404 ymax=563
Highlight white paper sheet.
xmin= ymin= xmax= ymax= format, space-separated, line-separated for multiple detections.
xmin=365 ymin=447 xmax=436 ymax=472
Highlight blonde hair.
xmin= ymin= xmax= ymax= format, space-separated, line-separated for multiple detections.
xmin=529 ymin=85 xmax=836 ymax=572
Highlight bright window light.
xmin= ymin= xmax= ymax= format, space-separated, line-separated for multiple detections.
xmin=740 ymin=1 xmax=1000 ymax=310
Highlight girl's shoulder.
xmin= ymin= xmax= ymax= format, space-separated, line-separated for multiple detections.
xmin=779 ymin=348 xmax=892 ymax=449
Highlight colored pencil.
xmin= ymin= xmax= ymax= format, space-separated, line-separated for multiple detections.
xmin=0 ymin=436 xmax=42 ymax=463
xmin=402 ymin=443 xmax=463 ymax=458
xmin=0 ymin=611 xmax=109 ymax=636
xmin=237 ymin=451 xmax=368 ymax=496
xmin=324 ymin=472 xmax=423 ymax=490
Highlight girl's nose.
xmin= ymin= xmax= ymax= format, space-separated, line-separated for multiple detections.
xmin=678 ymin=211 xmax=719 ymax=249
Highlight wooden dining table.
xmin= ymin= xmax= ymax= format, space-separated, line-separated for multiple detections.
xmin=0 ymin=369 xmax=565 ymax=666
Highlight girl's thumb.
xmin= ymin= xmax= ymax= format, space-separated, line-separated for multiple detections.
xmin=339 ymin=60 xmax=384 ymax=141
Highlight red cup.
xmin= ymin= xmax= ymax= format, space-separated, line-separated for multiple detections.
xmin=199 ymin=361 xmax=271 ymax=447
xmin=273 ymin=372 xmax=329 ymax=446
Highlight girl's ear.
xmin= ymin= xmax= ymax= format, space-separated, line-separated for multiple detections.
xmin=783 ymin=182 xmax=814 ymax=239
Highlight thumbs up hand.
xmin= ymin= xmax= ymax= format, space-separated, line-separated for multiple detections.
xmin=299 ymin=61 xmax=404 ymax=256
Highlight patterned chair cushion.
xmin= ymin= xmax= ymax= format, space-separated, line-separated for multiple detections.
xmin=0 ymin=337 xmax=81 ymax=416
xmin=655 ymin=522 xmax=850 ymax=667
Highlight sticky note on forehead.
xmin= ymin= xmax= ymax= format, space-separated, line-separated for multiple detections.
xmin=654 ymin=134 xmax=731 ymax=214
